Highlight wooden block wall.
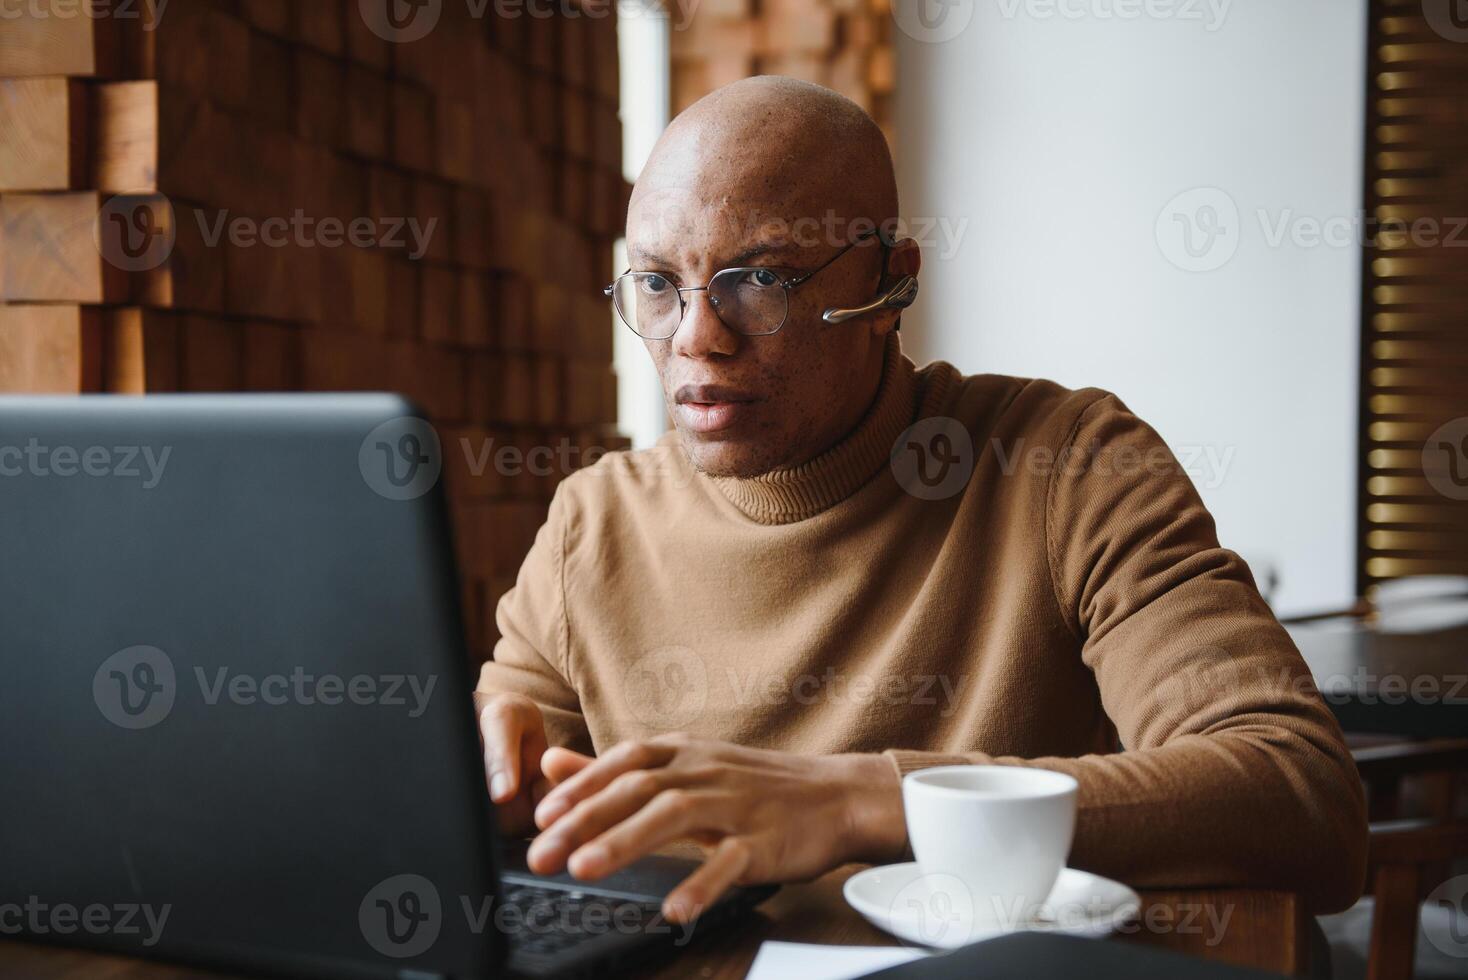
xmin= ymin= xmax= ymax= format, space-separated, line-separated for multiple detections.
xmin=0 ymin=0 xmax=631 ymax=665
xmin=669 ymin=0 xmax=895 ymax=144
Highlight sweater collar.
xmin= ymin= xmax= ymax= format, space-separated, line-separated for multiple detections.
xmin=709 ymin=332 xmax=917 ymax=525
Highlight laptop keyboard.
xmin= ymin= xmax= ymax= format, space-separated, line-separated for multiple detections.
xmin=502 ymin=882 xmax=666 ymax=959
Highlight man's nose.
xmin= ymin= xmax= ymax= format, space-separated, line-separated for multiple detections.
xmin=672 ymin=289 xmax=740 ymax=359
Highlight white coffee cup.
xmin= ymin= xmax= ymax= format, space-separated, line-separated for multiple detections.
xmin=901 ymin=765 xmax=1078 ymax=924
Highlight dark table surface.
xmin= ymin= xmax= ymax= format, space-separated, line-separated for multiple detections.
xmin=1288 ymin=623 xmax=1468 ymax=738
xmin=0 ymin=870 xmax=1312 ymax=979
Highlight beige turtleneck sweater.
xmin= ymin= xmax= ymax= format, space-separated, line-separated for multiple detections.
xmin=476 ymin=335 xmax=1368 ymax=913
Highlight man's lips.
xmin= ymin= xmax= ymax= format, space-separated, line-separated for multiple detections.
xmin=674 ymin=384 xmax=760 ymax=434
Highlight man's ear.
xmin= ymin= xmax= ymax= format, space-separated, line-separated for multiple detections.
xmin=888 ymin=237 xmax=922 ymax=280
xmin=871 ymin=237 xmax=922 ymax=336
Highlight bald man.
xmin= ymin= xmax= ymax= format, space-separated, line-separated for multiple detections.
xmin=475 ymin=77 xmax=1367 ymax=924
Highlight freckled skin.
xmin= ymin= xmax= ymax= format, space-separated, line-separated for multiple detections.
xmin=627 ymin=76 xmax=922 ymax=479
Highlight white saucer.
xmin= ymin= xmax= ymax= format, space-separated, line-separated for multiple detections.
xmin=843 ymin=863 xmax=1141 ymax=950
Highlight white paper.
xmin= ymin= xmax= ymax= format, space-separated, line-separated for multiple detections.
xmin=745 ymin=940 xmax=928 ymax=980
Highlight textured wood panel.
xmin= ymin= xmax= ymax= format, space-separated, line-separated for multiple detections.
xmin=0 ymin=0 xmax=632 ymax=665
xmin=669 ymin=0 xmax=894 ymax=144
xmin=1359 ymin=0 xmax=1468 ymax=590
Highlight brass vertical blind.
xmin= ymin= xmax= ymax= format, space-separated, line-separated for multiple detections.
xmin=1359 ymin=0 xmax=1468 ymax=591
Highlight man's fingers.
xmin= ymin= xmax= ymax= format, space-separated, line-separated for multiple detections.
xmin=518 ymin=720 xmax=549 ymax=799
xmin=526 ymin=768 xmax=668 ymax=874
xmin=535 ymin=739 xmax=676 ymax=828
xmin=663 ymin=837 xmax=754 ymax=924
xmin=565 ymin=788 xmax=713 ymax=881
xmin=478 ymin=697 xmax=539 ymax=804
xmin=530 ymin=776 xmax=553 ymax=809
xmin=540 ymin=746 xmax=593 ymax=785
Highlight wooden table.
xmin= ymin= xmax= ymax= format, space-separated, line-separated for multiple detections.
xmin=0 ymin=870 xmax=1311 ymax=979
xmin=1289 ymin=623 xmax=1468 ymax=738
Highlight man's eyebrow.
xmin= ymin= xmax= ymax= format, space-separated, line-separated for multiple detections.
xmin=627 ymin=241 xmax=801 ymax=271
xmin=627 ymin=248 xmax=674 ymax=269
xmin=727 ymin=242 xmax=785 ymax=266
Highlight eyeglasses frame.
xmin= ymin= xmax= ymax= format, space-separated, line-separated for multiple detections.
xmin=604 ymin=228 xmax=892 ymax=340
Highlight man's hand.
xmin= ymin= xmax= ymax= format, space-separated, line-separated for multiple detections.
xmin=477 ymin=693 xmax=590 ymax=836
xmin=525 ymin=734 xmax=907 ymax=923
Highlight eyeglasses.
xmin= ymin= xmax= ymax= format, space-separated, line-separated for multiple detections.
xmin=605 ymin=230 xmax=882 ymax=340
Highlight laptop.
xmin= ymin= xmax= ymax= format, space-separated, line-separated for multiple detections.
xmin=0 ymin=394 xmax=774 ymax=979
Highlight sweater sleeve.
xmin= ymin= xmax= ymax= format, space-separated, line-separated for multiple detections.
xmin=474 ymin=486 xmax=593 ymax=755
xmin=886 ymin=393 xmax=1367 ymax=914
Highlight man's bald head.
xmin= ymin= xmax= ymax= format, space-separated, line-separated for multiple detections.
xmin=624 ymin=76 xmax=919 ymax=480
xmin=632 ymin=76 xmax=898 ymax=240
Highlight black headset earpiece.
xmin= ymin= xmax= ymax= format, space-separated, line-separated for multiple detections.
xmin=821 ymin=275 xmax=920 ymax=325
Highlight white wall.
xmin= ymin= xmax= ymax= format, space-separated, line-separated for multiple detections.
xmin=894 ymin=0 xmax=1366 ymax=616
xmin=615 ymin=8 xmax=671 ymax=450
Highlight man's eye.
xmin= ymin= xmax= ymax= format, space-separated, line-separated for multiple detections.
xmin=743 ymin=269 xmax=780 ymax=288
xmin=640 ymin=275 xmax=672 ymax=294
